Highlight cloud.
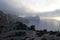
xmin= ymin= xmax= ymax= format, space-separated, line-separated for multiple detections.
xmin=13 ymin=0 xmax=60 ymax=12
xmin=0 ymin=0 xmax=60 ymax=16
xmin=0 ymin=0 xmax=25 ymax=15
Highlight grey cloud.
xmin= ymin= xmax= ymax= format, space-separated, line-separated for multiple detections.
xmin=37 ymin=9 xmax=60 ymax=17
xmin=0 ymin=0 xmax=28 ymax=16
xmin=0 ymin=0 xmax=60 ymax=17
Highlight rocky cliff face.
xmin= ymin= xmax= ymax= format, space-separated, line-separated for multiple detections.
xmin=0 ymin=11 xmax=17 ymax=26
xmin=0 ymin=11 xmax=8 ymax=26
xmin=0 ymin=11 xmax=27 ymax=26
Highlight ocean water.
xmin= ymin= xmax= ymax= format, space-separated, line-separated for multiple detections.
xmin=39 ymin=19 xmax=60 ymax=31
xmin=27 ymin=19 xmax=60 ymax=31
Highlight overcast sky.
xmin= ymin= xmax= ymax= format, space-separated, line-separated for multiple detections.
xmin=0 ymin=0 xmax=60 ymax=17
xmin=1 ymin=0 xmax=60 ymax=30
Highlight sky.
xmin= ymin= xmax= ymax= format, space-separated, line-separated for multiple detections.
xmin=0 ymin=0 xmax=60 ymax=20
xmin=0 ymin=0 xmax=60 ymax=30
xmin=0 ymin=0 xmax=60 ymax=12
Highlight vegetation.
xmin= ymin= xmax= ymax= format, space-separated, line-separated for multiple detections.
xmin=11 ymin=39 xmax=14 ymax=40
xmin=56 ymin=32 xmax=60 ymax=36
xmin=16 ymin=22 xmax=27 ymax=30
xmin=49 ymin=31 xmax=58 ymax=35
xmin=0 ymin=26 xmax=4 ymax=34
xmin=15 ymin=32 xmax=26 ymax=36
xmin=15 ymin=21 xmax=36 ymax=31
xmin=36 ymin=29 xmax=48 ymax=37
xmin=30 ymin=25 xmax=35 ymax=31
xmin=41 ymin=38 xmax=47 ymax=40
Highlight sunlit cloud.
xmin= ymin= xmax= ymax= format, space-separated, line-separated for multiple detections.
xmin=40 ymin=16 xmax=60 ymax=21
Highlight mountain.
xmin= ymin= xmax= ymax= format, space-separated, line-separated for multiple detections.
xmin=0 ymin=11 xmax=25 ymax=26
xmin=0 ymin=11 xmax=8 ymax=26
xmin=21 ymin=16 xmax=40 ymax=30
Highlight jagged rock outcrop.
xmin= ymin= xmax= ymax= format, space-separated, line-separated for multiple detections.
xmin=0 ymin=11 xmax=8 ymax=26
